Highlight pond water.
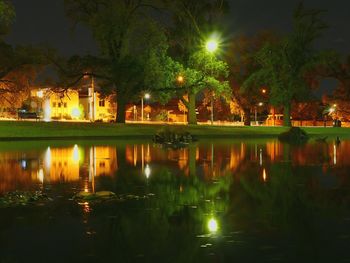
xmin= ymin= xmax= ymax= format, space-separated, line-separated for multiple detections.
xmin=0 ymin=139 xmax=350 ymax=263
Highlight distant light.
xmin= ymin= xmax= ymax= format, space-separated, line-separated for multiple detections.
xmin=258 ymin=102 xmax=264 ymax=107
xmin=21 ymin=160 xmax=27 ymax=169
xmin=144 ymin=164 xmax=151 ymax=178
xmin=329 ymin=108 xmax=335 ymax=113
xmin=333 ymin=104 xmax=337 ymax=107
xmin=177 ymin=75 xmax=184 ymax=84
xmin=71 ymin=107 xmax=81 ymax=118
xmin=144 ymin=93 xmax=151 ymax=100
xmin=207 ymin=218 xmax=218 ymax=233
xmin=37 ymin=90 xmax=44 ymax=98
xmin=206 ymin=39 xmax=218 ymax=53
xmin=262 ymin=89 xmax=267 ymax=94
xmin=43 ymin=99 xmax=51 ymax=122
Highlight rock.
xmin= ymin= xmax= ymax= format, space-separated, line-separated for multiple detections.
xmin=74 ymin=191 xmax=117 ymax=201
xmin=278 ymin=127 xmax=309 ymax=144
xmin=0 ymin=191 xmax=49 ymax=208
xmin=153 ymin=127 xmax=196 ymax=148
xmin=95 ymin=191 xmax=116 ymax=198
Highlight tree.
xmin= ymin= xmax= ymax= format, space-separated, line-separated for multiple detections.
xmin=0 ymin=0 xmax=15 ymax=37
xmin=0 ymin=1 xmax=45 ymax=104
xmin=226 ymin=32 xmax=278 ymax=125
xmin=243 ymin=3 xmax=327 ymax=126
xmin=176 ymin=50 xmax=230 ymax=124
xmin=63 ymin=0 xmax=180 ymax=123
xmin=166 ymin=0 xmax=230 ymax=124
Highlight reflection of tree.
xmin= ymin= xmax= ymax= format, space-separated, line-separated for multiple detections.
xmin=90 ymin=168 xmax=232 ymax=262
xmin=230 ymin=161 xmax=350 ymax=260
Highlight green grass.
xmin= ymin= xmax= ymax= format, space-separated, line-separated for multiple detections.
xmin=0 ymin=121 xmax=349 ymax=140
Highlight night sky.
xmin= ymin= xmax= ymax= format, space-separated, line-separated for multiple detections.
xmin=5 ymin=0 xmax=350 ymax=56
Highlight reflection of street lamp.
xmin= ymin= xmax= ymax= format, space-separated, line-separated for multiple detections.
xmin=141 ymin=93 xmax=150 ymax=122
xmin=206 ymin=38 xmax=219 ymax=125
xmin=207 ymin=217 xmax=218 ymax=233
xmin=144 ymin=164 xmax=151 ymax=179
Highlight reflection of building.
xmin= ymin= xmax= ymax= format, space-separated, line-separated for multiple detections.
xmin=0 ymin=145 xmax=119 ymax=193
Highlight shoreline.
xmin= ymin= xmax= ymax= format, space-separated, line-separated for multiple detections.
xmin=0 ymin=121 xmax=349 ymax=141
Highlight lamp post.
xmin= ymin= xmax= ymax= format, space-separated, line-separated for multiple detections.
xmin=141 ymin=93 xmax=150 ymax=122
xmin=206 ymin=38 xmax=219 ymax=125
xmin=255 ymin=102 xmax=264 ymax=125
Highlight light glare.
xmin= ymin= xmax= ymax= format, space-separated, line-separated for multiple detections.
xmin=206 ymin=40 xmax=218 ymax=53
xmin=207 ymin=218 xmax=218 ymax=233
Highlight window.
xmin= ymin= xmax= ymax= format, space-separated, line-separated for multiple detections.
xmin=99 ymin=100 xmax=105 ymax=107
xmin=58 ymin=103 xmax=61 ymax=108
xmin=52 ymin=102 xmax=56 ymax=108
xmin=64 ymin=102 xmax=67 ymax=108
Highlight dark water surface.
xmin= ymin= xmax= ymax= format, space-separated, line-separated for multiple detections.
xmin=0 ymin=139 xmax=350 ymax=263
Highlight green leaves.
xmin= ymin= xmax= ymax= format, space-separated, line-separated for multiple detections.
xmin=242 ymin=4 xmax=328 ymax=126
xmin=0 ymin=0 xmax=15 ymax=36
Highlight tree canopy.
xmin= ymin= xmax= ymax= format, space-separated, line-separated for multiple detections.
xmin=242 ymin=3 xmax=328 ymax=126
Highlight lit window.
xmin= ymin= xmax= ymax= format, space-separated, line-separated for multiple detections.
xmin=99 ymin=100 xmax=105 ymax=107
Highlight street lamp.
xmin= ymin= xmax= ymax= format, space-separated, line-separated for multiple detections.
xmin=206 ymin=40 xmax=219 ymax=53
xmin=177 ymin=75 xmax=184 ymax=84
xmin=205 ymin=38 xmax=219 ymax=125
xmin=255 ymin=102 xmax=264 ymax=125
xmin=141 ymin=93 xmax=150 ymax=122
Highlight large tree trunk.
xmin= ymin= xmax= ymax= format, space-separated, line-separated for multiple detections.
xmin=283 ymin=103 xmax=292 ymax=127
xmin=188 ymin=92 xmax=197 ymax=125
xmin=243 ymin=108 xmax=251 ymax=126
xmin=116 ymin=96 xmax=126 ymax=123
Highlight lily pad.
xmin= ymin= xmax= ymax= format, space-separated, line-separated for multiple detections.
xmin=73 ymin=191 xmax=117 ymax=202
xmin=0 ymin=191 xmax=50 ymax=208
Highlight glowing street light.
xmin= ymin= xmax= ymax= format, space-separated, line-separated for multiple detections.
xmin=177 ymin=75 xmax=184 ymax=84
xmin=206 ymin=39 xmax=219 ymax=53
xmin=206 ymin=37 xmax=220 ymax=125
xmin=141 ymin=93 xmax=150 ymax=122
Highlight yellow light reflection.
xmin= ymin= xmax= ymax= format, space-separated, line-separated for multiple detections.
xmin=37 ymin=168 xmax=44 ymax=183
xmin=72 ymin=144 xmax=80 ymax=163
xmin=263 ymin=168 xmax=267 ymax=182
xmin=44 ymin=147 xmax=51 ymax=170
xmin=207 ymin=218 xmax=218 ymax=233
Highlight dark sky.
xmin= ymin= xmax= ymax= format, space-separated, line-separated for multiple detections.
xmin=6 ymin=0 xmax=350 ymax=56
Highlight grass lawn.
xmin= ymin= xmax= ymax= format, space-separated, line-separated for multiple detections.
xmin=0 ymin=121 xmax=349 ymax=140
